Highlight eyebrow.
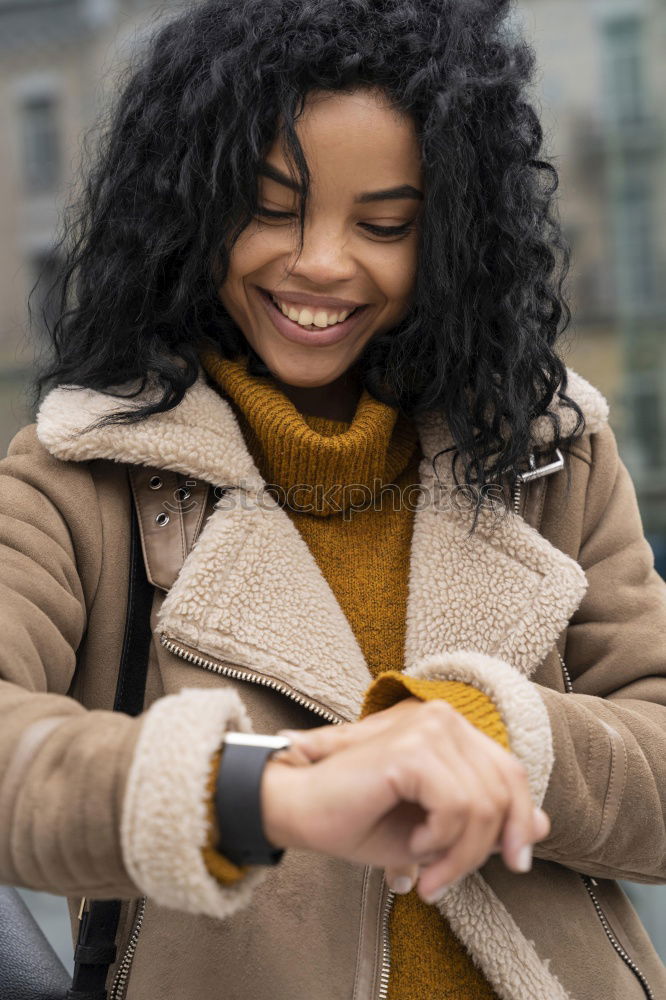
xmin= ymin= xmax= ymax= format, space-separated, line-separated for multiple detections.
xmin=258 ymin=162 xmax=423 ymax=203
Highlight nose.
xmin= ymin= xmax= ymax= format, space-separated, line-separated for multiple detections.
xmin=285 ymin=218 xmax=356 ymax=286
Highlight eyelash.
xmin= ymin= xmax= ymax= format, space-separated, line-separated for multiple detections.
xmin=255 ymin=207 xmax=415 ymax=240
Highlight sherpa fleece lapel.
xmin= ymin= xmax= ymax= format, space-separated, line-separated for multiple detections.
xmin=36 ymin=367 xmax=608 ymax=723
xmin=404 ymin=411 xmax=587 ymax=679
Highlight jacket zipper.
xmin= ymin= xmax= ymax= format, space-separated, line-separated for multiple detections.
xmin=160 ymin=634 xmax=343 ymax=724
xmin=109 ymin=896 xmax=147 ymax=1000
xmin=557 ymin=653 xmax=654 ymax=999
xmin=512 ymin=476 xmax=522 ymax=517
xmin=512 ymin=447 xmax=565 ymax=518
xmin=377 ymin=877 xmax=396 ymax=1000
xmin=580 ymin=875 xmax=654 ymax=999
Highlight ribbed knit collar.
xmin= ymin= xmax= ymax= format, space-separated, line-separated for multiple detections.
xmin=200 ymin=350 xmax=420 ymax=517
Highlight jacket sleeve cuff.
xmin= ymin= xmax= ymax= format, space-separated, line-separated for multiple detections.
xmin=399 ymin=651 xmax=554 ymax=806
xmin=120 ymin=688 xmax=269 ymax=919
xmin=361 ymin=672 xmax=510 ymax=750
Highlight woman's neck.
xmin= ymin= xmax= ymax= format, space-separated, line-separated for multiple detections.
xmin=272 ymin=367 xmax=363 ymax=422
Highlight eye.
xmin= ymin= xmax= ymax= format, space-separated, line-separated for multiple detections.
xmin=359 ymin=221 xmax=416 ymax=240
xmin=255 ymin=207 xmax=417 ymax=240
xmin=255 ymin=206 xmax=297 ymax=224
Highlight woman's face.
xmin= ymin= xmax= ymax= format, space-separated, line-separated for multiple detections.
xmin=217 ymin=87 xmax=423 ymax=388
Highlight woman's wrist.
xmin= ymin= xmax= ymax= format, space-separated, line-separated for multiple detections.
xmin=260 ymin=758 xmax=304 ymax=850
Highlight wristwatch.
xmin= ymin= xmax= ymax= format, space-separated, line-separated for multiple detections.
xmin=214 ymin=732 xmax=292 ymax=867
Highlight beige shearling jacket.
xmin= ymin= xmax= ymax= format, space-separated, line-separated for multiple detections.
xmin=1 ymin=366 xmax=666 ymax=1000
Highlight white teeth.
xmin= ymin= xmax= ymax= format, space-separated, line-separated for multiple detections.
xmin=297 ymin=308 xmax=314 ymax=326
xmin=271 ymin=294 xmax=354 ymax=328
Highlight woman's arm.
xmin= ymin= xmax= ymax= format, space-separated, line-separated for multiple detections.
xmin=533 ymin=422 xmax=666 ymax=882
xmin=0 ymin=425 xmax=267 ymax=919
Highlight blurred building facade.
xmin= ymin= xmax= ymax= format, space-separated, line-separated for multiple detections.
xmin=0 ymin=0 xmax=163 ymax=438
xmin=0 ymin=0 xmax=665 ymax=969
xmin=519 ymin=0 xmax=666 ymax=569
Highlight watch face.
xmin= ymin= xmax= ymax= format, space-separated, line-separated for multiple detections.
xmin=223 ymin=731 xmax=292 ymax=752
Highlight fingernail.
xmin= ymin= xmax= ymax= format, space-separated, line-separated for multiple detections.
xmin=515 ymin=845 xmax=533 ymax=873
xmin=533 ymin=807 xmax=550 ymax=837
xmin=422 ymin=886 xmax=445 ymax=904
xmin=389 ymin=876 xmax=415 ymax=894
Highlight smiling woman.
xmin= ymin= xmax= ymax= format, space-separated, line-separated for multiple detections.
xmin=216 ymin=88 xmax=423 ymax=417
xmin=32 ymin=0 xmax=584 ymax=497
xmin=3 ymin=2 xmax=666 ymax=1000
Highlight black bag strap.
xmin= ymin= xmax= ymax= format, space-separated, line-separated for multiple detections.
xmin=66 ymin=473 xmax=154 ymax=1000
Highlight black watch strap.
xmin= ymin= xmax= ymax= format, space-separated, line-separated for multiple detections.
xmin=214 ymin=734 xmax=289 ymax=867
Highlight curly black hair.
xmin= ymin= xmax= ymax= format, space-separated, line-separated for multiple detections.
xmin=32 ymin=0 xmax=584 ymax=499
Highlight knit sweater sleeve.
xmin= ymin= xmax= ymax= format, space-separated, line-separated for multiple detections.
xmin=360 ymin=671 xmax=510 ymax=750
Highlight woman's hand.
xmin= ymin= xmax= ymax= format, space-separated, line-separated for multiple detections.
xmin=262 ymin=697 xmax=550 ymax=903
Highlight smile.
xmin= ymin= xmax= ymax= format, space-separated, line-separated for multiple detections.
xmin=269 ymin=293 xmax=359 ymax=329
xmin=256 ymin=287 xmax=369 ymax=347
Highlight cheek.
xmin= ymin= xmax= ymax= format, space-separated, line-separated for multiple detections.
xmin=372 ymin=243 xmax=418 ymax=312
xmin=217 ymin=229 xmax=273 ymax=311
xmin=230 ymin=223 xmax=293 ymax=275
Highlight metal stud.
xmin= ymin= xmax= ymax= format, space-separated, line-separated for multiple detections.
xmin=155 ymin=512 xmax=170 ymax=526
xmin=174 ymin=487 xmax=191 ymax=502
xmin=149 ymin=476 xmax=163 ymax=490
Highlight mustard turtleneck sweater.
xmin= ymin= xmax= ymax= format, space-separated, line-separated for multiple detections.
xmin=200 ymin=351 xmax=504 ymax=1000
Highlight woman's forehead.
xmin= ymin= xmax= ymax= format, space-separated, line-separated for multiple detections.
xmin=263 ymin=90 xmax=423 ymax=196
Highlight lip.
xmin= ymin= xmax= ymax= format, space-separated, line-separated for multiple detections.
xmin=255 ymin=286 xmax=369 ymax=347
xmin=261 ymin=287 xmax=365 ymax=311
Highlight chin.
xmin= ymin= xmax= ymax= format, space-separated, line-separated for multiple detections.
xmin=273 ymin=367 xmax=345 ymax=390
xmin=256 ymin=343 xmax=360 ymax=389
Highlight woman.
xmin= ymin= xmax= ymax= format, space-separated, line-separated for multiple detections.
xmin=3 ymin=0 xmax=666 ymax=997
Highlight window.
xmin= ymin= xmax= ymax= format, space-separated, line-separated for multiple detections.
xmin=625 ymin=367 xmax=666 ymax=474
xmin=602 ymin=16 xmax=646 ymax=126
xmin=20 ymin=93 xmax=61 ymax=194
xmin=614 ymin=165 xmax=657 ymax=314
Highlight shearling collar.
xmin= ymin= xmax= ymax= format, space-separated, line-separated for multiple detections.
xmin=36 ymin=365 xmax=608 ymax=494
xmin=36 ymin=361 xmax=607 ymax=725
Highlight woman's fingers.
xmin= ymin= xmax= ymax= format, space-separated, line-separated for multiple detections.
xmin=415 ymin=804 xmax=552 ymax=903
xmin=384 ymin=863 xmax=420 ymax=894
xmin=271 ymin=743 xmax=314 ymax=767
xmin=276 ymin=722 xmax=360 ymax=762
xmin=408 ymin=753 xmax=505 ymax=898
xmin=448 ymin=720 xmax=540 ymax=873
xmin=498 ymin=757 xmax=535 ymax=872
xmin=532 ymin=807 xmax=551 ymax=840
xmin=279 ymin=697 xmax=552 ymax=890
